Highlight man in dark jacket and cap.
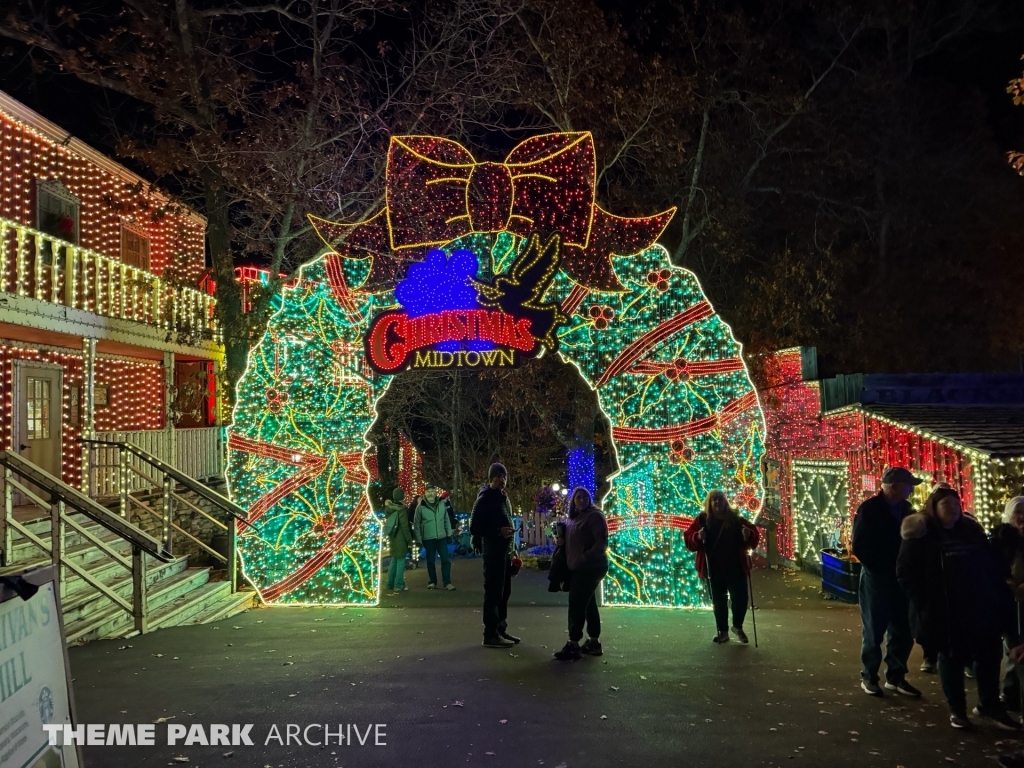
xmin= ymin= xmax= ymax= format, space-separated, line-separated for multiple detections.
xmin=852 ymin=466 xmax=922 ymax=698
xmin=469 ymin=462 xmax=518 ymax=648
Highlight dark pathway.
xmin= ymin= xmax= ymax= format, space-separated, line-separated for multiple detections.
xmin=67 ymin=559 xmax=1020 ymax=767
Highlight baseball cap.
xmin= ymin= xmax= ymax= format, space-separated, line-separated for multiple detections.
xmin=881 ymin=467 xmax=924 ymax=486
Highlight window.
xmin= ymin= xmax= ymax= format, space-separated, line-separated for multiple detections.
xmin=121 ymin=225 xmax=151 ymax=270
xmin=36 ymin=179 xmax=79 ymax=245
xmin=26 ymin=377 xmax=51 ymax=440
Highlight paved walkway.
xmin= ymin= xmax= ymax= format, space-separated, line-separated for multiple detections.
xmin=67 ymin=559 xmax=1021 ymax=767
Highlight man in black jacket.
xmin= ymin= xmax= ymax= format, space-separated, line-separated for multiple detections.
xmin=852 ymin=466 xmax=922 ymax=697
xmin=469 ymin=462 xmax=518 ymax=648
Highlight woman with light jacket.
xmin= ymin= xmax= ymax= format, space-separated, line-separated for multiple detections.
xmin=553 ymin=488 xmax=609 ymax=661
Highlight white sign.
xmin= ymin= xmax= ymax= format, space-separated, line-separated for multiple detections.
xmin=0 ymin=582 xmax=79 ymax=768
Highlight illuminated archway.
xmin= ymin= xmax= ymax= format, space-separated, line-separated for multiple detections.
xmin=226 ymin=133 xmax=765 ymax=607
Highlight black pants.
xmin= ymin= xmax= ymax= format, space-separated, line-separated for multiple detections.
xmin=938 ymin=636 xmax=1002 ymax=715
xmin=709 ymin=568 xmax=748 ymax=633
xmin=482 ymin=551 xmax=512 ymax=638
xmin=568 ymin=566 xmax=607 ymax=642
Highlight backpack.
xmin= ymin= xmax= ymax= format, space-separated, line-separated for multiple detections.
xmin=383 ymin=510 xmax=400 ymax=538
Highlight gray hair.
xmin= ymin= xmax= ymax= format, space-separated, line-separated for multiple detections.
xmin=1004 ymin=496 xmax=1024 ymax=524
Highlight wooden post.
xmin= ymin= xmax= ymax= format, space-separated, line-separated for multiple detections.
xmin=51 ymin=500 xmax=66 ymax=597
xmin=81 ymin=337 xmax=96 ymax=496
xmin=162 ymin=474 xmax=173 ymax=553
xmin=228 ymin=518 xmax=237 ymax=593
xmin=132 ymin=545 xmax=148 ymax=634
xmin=164 ymin=351 xmax=176 ymax=467
xmin=1 ymin=467 xmax=11 ymax=568
xmin=118 ymin=445 xmax=129 ymax=519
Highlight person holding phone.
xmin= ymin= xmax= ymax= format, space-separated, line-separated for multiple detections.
xmin=469 ymin=463 xmax=519 ymax=648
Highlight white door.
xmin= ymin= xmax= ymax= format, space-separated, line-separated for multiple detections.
xmin=13 ymin=363 xmax=63 ymax=505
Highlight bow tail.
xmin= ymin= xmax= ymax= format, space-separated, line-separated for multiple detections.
xmin=562 ymin=206 xmax=677 ymax=292
xmin=308 ymin=212 xmax=421 ymax=293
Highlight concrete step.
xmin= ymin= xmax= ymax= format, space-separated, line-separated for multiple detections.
xmin=65 ymin=566 xmax=212 ymax=644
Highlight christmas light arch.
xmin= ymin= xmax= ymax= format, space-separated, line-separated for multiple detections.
xmin=226 ymin=132 xmax=766 ymax=607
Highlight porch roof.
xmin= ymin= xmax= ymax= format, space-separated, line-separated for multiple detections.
xmin=852 ymin=403 xmax=1024 ymax=459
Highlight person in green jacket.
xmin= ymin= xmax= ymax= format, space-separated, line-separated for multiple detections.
xmin=414 ymin=483 xmax=455 ymax=590
xmin=384 ymin=487 xmax=414 ymax=591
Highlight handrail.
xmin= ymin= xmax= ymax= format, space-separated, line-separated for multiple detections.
xmin=1 ymin=450 xmax=172 ymax=637
xmin=0 ymin=450 xmax=169 ymax=561
xmin=80 ymin=436 xmax=243 ymax=593
xmin=80 ymin=437 xmax=247 ymax=522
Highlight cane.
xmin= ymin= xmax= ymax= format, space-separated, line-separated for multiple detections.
xmin=748 ymin=566 xmax=759 ymax=648
xmin=1018 ymin=601 xmax=1023 ymax=717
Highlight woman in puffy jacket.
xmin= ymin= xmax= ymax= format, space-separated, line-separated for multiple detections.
xmin=684 ymin=490 xmax=760 ymax=644
xmin=896 ymin=487 xmax=1017 ymax=730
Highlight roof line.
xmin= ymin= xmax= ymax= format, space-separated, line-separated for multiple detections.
xmin=0 ymin=89 xmax=206 ymax=227
xmin=845 ymin=403 xmax=1024 ymax=461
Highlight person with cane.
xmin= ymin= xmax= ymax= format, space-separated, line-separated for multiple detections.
xmin=685 ymin=490 xmax=760 ymax=644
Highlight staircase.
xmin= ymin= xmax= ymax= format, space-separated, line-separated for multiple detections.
xmin=1 ymin=448 xmax=257 ymax=645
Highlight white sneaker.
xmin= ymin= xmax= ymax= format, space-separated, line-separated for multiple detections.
xmin=427 ymin=584 xmax=436 ymax=590
xmin=861 ymin=680 xmax=883 ymax=696
xmin=445 ymin=584 xmax=456 ymax=591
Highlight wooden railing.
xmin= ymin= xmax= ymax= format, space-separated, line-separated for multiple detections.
xmin=0 ymin=450 xmax=171 ymax=635
xmin=81 ymin=437 xmax=245 ymax=593
xmin=0 ymin=217 xmax=219 ymax=341
xmin=89 ymin=428 xmax=222 ymax=497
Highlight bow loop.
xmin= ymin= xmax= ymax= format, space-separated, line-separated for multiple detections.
xmin=385 ymin=132 xmax=596 ymax=251
xmin=309 ymin=130 xmax=675 ymax=293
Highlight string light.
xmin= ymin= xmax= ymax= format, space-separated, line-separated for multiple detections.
xmin=760 ymin=350 xmax=1015 ymax=560
xmin=0 ymin=93 xmax=218 ymax=494
xmin=228 ymin=131 xmax=765 ymax=608
xmin=0 ymin=96 xmax=214 ymax=336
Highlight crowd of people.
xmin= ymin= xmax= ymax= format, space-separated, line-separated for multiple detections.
xmin=380 ymin=459 xmax=1024 ymax=761
xmin=852 ymin=465 xmax=1024 ymax=753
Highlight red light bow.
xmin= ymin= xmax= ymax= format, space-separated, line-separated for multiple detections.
xmin=310 ymin=132 xmax=675 ymax=293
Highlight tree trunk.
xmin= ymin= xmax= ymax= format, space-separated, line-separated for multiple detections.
xmin=201 ymin=166 xmax=246 ymax=407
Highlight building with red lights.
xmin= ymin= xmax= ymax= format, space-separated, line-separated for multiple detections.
xmin=761 ymin=348 xmax=1024 ymax=574
xmin=0 ymin=90 xmax=223 ymax=496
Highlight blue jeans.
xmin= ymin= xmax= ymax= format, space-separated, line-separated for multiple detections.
xmin=386 ymin=556 xmax=406 ymax=589
xmin=859 ymin=571 xmax=913 ymax=684
xmin=423 ymin=538 xmax=452 ymax=586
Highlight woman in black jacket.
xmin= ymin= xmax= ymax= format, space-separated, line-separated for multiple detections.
xmin=553 ymin=488 xmax=609 ymax=661
xmin=897 ymin=487 xmax=1018 ymax=730
xmin=993 ymin=496 xmax=1024 ymax=710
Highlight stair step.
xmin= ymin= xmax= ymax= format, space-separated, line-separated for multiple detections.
xmin=191 ymin=588 xmax=258 ymax=625
xmin=147 ymin=581 xmax=234 ymax=631
xmin=60 ymin=556 xmax=191 ymax=626
xmin=64 ymin=566 xmax=212 ymax=644
xmin=6 ymin=517 xmax=117 ymax=562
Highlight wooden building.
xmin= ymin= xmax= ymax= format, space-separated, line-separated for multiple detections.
xmin=760 ymin=349 xmax=1024 ymax=571
xmin=0 ymin=89 xmax=223 ymax=497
